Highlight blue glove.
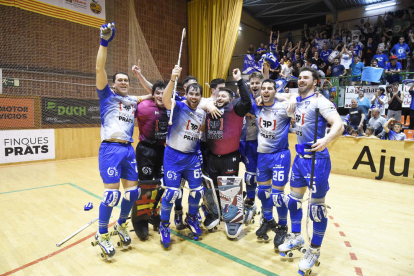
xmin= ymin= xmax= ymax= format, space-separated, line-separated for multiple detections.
xmin=100 ymin=22 xmax=115 ymax=47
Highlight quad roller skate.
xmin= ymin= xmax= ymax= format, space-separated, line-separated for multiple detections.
xmin=256 ymin=217 xmax=277 ymax=240
xmin=278 ymin=233 xmax=307 ymax=258
xmin=185 ymin=213 xmax=202 ymax=240
xmin=174 ymin=208 xmax=186 ymax=230
xmin=92 ymin=231 xmax=115 ymax=260
xmin=298 ymin=246 xmax=321 ymax=275
xmin=159 ymin=221 xmax=171 ymax=248
xmin=113 ymin=221 xmax=132 ymax=249
xmin=243 ymin=200 xmax=257 ymax=226
xmin=273 ymin=224 xmax=288 ymax=248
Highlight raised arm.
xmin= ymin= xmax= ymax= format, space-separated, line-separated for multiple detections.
xmin=132 ymin=59 xmax=153 ymax=94
xmin=233 ymin=68 xmax=252 ymax=117
xmin=269 ymin=31 xmax=273 ymax=45
xmin=162 ymin=65 xmax=181 ymax=110
xmin=383 ymin=118 xmax=394 ymax=133
xmin=96 ymin=23 xmax=116 ymax=90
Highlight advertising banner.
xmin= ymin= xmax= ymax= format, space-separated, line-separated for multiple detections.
xmin=0 ymin=98 xmax=35 ymax=128
xmin=42 ymin=97 xmax=101 ymax=125
xmin=345 ymin=85 xmax=411 ymax=108
xmin=0 ymin=129 xmax=55 ymax=164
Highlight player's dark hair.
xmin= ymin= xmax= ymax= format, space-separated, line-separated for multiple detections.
xmin=183 ymin=75 xmax=198 ymax=87
xmin=378 ymin=87 xmax=385 ymax=94
xmin=249 ymin=72 xmax=264 ymax=81
xmin=113 ymin=71 xmax=130 ymax=83
xmin=186 ymin=83 xmax=203 ymax=96
xmin=152 ymin=80 xmax=167 ymax=95
xmin=219 ymin=87 xmax=234 ymax=99
xmin=371 ymin=58 xmax=378 ymax=64
xmin=395 ymin=122 xmax=403 ymax=128
xmin=210 ymin=78 xmax=226 ymax=90
xmin=299 ymin=66 xmax=319 ymax=82
xmin=262 ymin=79 xmax=276 ymax=90
xmin=351 ymin=130 xmax=359 ymax=135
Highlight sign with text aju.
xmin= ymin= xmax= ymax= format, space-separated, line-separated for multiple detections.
xmin=42 ymin=97 xmax=101 ymax=125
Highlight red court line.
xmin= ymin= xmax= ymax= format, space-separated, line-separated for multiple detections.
xmin=329 ymin=216 xmax=334 ymax=219
xmin=355 ymin=267 xmax=363 ymax=275
xmin=350 ymin=253 xmax=358 ymax=260
xmin=339 ymin=231 xmax=346 ymax=237
xmin=345 ymin=241 xmax=351 ymax=247
xmin=0 ymin=221 xmax=116 ymax=276
xmin=334 ymin=223 xmax=340 ymax=227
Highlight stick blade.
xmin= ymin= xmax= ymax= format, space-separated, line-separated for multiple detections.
xmin=182 ymin=28 xmax=186 ymax=38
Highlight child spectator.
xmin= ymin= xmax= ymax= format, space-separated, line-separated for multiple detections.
xmin=384 ymin=118 xmax=407 ymax=140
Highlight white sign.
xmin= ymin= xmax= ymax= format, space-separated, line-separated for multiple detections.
xmin=345 ymin=84 xmax=411 ymax=108
xmin=38 ymin=0 xmax=105 ymax=20
xmin=0 ymin=129 xmax=55 ymax=164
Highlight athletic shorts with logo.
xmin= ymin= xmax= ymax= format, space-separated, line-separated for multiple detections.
xmin=205 ymin=150 xmax=240 ymax=187
xmin=256 ymin=149 xmax=291 ymax=187
xmin=99 ymin=142 xmax=138 ymax=184
xmin=136 ymin=141 xmax=165 ymax=180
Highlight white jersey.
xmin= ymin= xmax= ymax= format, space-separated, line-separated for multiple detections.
xmin=166 ymin=101 xmax=206 ymax=153
xmin=294 ymin=93 xmax=337 ymax=158
xmin=251 ymin=100 xmax=291 ymax=153
xmin=98 ymin=85 xmax=137 ymax=142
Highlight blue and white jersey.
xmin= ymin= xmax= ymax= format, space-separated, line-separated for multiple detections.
xmin=166 ymin=100 xmax=206 ymax=153
xmin=294 ymin=94 xmax=337 ymax=158
xmin=240 ymin=95 xmax=259 ymax=141
xmin=251 ymin=100 xmax=291 ymax=153
xmin=98 ymin=85 xmax=137 ymax=142
xmin=370 ymin=94 xmax=388 ymax=116
xmin=388 ymin=130 xmax=406 ymax=141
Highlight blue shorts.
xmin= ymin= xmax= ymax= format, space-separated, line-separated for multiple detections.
xmin=239 ymin=140 xmax=258 ymax=173
xmin=163 ymin=146 xmax=202 ymax=189
xmin=256 ymin=149 xmax=291 ymax=187
xmin=99 ymin=142 xmax=138 ymax=184
xmin=290 ymin=155 xmax=331 ymax=199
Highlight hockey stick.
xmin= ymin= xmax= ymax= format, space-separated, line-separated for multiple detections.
xmin=56 ymin=217 xmax=99 ymax=247
xmin=168 ymin=28 xmax=186 ymax=125
xmin=306 ymin=108 xmax=319 ymax=244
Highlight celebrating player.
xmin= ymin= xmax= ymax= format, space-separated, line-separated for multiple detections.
xmin=94 ymin=23 xmax=147 ymax=258
xmin=159 ymin=65 xmax=207 ymax=247
xmin=204 ymin=68 xmax=252 ymax=237
xmin=277 ymin=66 xmax=344 ymax=275
xmin=249 ymin=79 xmax=292 ymax=247
xmin=239 ymin=72 xmax=263 ymax=223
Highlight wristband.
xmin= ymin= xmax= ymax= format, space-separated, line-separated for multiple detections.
xmin=100 ymin=38 xmax=109 ymax=47
xmin=170 ymin=79 xmax=175 ymax=82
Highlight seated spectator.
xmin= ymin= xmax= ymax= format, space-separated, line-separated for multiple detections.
xmin=363 ymin=126 xmax=379 ymax=139
xmin=368 ymin=108 xmax=387 ymax=138
xmin=329 ymin=95 xmax=337 ymax=109
xmin=264 ymin=45 xmax=269 ymax=52
xmin=351 ymin=129 xmax=359 ymax=137
xmin=390 ymin=36 xmax=411 ymax=70
xmin=385 ymin=55 xmax=402 ymax=83
xmin=370 ymin=87 xmax=388 ymax=116
xmin=247 ymin=44 xmax=256 ymax=54
xmin=320 ymin=44 xmax=332 ymax=64
xmin=356 ymin=89 xmax=371 ymax=121
xmin=348 ymin=99 xmax=365 ymax=135
xmin=387 ymin=82 xmax=403 ymax=122
xmin=280 ymin=59 xmax=293 ymax=80
xmin=257 ymin=43 xmax=266 ymax=55
xmin=349 ymin=55 xmax=364 ymax=85
xmin=342 ymin=122 xmax=354 ymax=136
xmin=384 ymin=118 xmax=407 ymax=140
xmin=329 ymin=57 xmax=346 ymax=77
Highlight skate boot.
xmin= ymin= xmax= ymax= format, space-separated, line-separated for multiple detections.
xmin=203 ymin=212 xmax=220 ymax=231
xmin=132 ymin=220 xmax=149 ymax=240
xmin=225 ymin=222 xmax=242 ymax=239
xmin=159 ymin=221 xmax=171 ymax=248
xmin=174 ymin=209 xmax=185 ymax=230
xmin=185 ymin=213 xmax=202 ymax=240
xmin=274 ymin=224 xmax=288 ymax=248
xmin=149 ymin=210 xmax=161 ymax=231
xmin=256 ymin=217 xmax=277 ymax=241
xmin=196 ymin=211 xmax=203 ymax=225
xmin=243 ymin=200 xmax=257 ymax=226
xmin=114 ymin=221 xmax=132 ymax=249
xmin=278 ymin=233 xmax=307 ymax=258
xmin=298 ymin=245 xmax=321 ymax=275
xmin=92 ymin=231 xmax=115 ymax=260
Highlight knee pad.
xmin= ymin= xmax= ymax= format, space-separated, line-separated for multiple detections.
xmin=285 ymin=194 xmax=303 ymax=211
xmin=189 ymin=185 xmax=205 ymax=199
xmin=102 ymin=189 xmax=121 ymax=207
xmin=164 ymin=187 xmax=183 ymax=204
xmin=272 ymin=191 xmax=286 ymax=207
xmin=244 ymin=172 xmax=256 ymax=186
xmin=257 ymin=185 xmax=271 ymax=201
xmin=124 ymin=185 xmax=140 ymax=202
xmin=310 ymin=203 xmax=328 ymax=223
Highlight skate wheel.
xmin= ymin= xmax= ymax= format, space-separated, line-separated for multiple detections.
xmin=280 ymin=252 xmax=286 ymax=257
xmin=194 ymin=236 xmax=199 ymax=241
xmin=315 ymin=261 xmax=320 ymax=267
xmin=91 ymin=242 xmax=95 ymax=247
xmin=188 ymin=233 xmax=194 ymax=239
xmin=263 ymin=235 xmax=269 ymax=241
xmin=117 ymin=242 xmax=121 ymax=247
xmin=288 ymin=252 xmax=294 ymax=258
xmin=251 ymin=220 xmax=255 ymax=224
xmin=306 ymin=269 xmax=312 ymax=275
xmin=100 ymin=253 xmax=105 ymax=259
xmin=257 ymin=211 xmax=261 ymax=215
xmin=300 ymin=247 xmax=307 ymax=254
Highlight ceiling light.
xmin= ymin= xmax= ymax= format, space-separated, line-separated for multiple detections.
xmin=365 ymin=1 xmax=396 ymax=11
xmin=239 ymin=26 xmax=242 ymax=31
